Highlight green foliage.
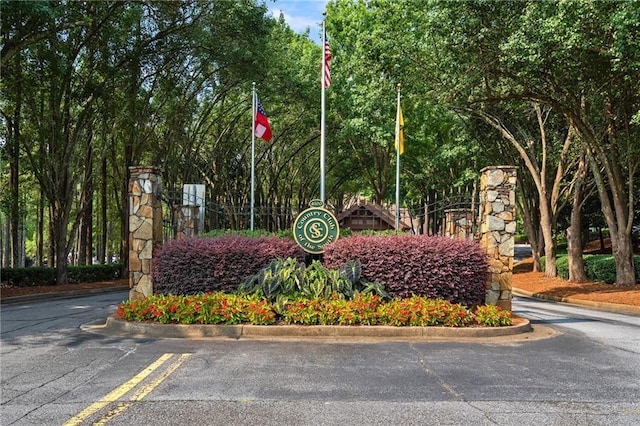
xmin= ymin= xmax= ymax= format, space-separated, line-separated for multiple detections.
xmin=339 ymin=259 xmax=362 ymax=285
xmin=474 ymin=305 xmax=513 ymax=327
xmin=1 ymin=264 xmax=122 ymax=287
xmin=326 ymin=0 xmax=482 ymax=202
xmin=67 ymin=264 xmax=123 ymax=283
xmin=238 ymin=257 xmax=305 ymax=300
xmin=116 ymin=292 xmax=513 ymax=327
xmin=239 ymin=257 xmax=389 ymax=302
xmin=116 ymin=293 xmax=276 ymax=325
xmin=378 ymin=296 xmax=474 ymax=327
xmin=302 ymin=260 xmax=350 ymax=299
xmin=4 ymin=0 xmax=639 ymax=281
xmin=202 ymin=229 xmax=293 ymax=239
xmin=514 ymin=234 xmax=529 ymax=244
xmin=357 ymin=229 xmax=401 ymax=236
xmin=1 ymin=267 xmax=56 ymax=287
xmin=541 ymin=255 xmax=640 ymax=284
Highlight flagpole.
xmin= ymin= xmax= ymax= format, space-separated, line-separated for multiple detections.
xmin=395 ymin=84 xmax=401 ymax=232
xmin=251 ymin=82 xmax=256 ymax=231
xmin=320 ymin=14 xmax=327 ymax=203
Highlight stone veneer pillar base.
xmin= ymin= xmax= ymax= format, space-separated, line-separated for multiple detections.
xmin=444 ymin=209 xmax=474 ymax=241
xmin=479 ymin=166 xmax=517 ymax=311
xmin=128 ymin=166 xmax=163 ymax=300
xmin=175 ymin=205 xmax=200 ymax=239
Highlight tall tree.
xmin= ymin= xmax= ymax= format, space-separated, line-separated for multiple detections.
xmin=382 ymin=0 xmax=639 ymax=284
xmin=498 ymin=0 xmax=640 ymax=285
xmin=327 ymin=0 xmax=481 ymax=208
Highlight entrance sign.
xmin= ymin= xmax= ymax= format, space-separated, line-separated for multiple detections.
xmin=293 ymin=200 xmax=340 ymax=254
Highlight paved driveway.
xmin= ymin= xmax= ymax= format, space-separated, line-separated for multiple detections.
xmin=2 ymin=292 xmax=640 ymax=425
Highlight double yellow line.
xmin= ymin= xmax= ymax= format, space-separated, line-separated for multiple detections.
xmin=65 ymin=353 xmax=191 ymax=426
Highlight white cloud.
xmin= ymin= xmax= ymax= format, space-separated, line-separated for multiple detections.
xmin=267 ymin=0 xmax=329 ymax=39
xmin=269 ymin=8 xmax=320 ymax=33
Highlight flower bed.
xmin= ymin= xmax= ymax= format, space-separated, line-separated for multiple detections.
xmin=116 ymin=292 xmax=513 ymax=327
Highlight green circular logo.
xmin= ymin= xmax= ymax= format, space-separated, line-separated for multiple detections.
xmin=293 ymin=206 xmax=340 ymax=254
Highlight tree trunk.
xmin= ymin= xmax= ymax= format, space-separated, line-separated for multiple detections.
xmin=2 ymin=221 xmax=8 ymax=267
xmin=539 ymin=197 xmax=557 ymax=277
xmin=531 ymin=225 xmax=545 ymax=272
xmin=518 ymin=182 xmax=543 ymax=271
xmin=8 ymin=52 xmax=22 ymax=268
xmin=55 ymin=242 xmax=68 ymax=285
xmin=36 ymin=192 xmax=44 ymax=266
xmin=79 ymin=138 xmax=94 ymax=265
xmin=567 ymin=150 xmax=588 ymax=282
xmin=99 ymin=156 xmax=108 ymax=264
xmin=49 ymin=199 xmax=72 ymax=284
xmin=567 ymin=224 xmax=587 ymax=282
xmin=612 ymin=234 xmax=636 ymax=286
xmin=585 ymin=147 xmax=636 ymax=286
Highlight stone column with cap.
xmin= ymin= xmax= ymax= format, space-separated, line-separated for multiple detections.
xmin=175 ymin=205 xmax=200 ymax=239
xmin=444 ymin=208 xmax=474 ymax=241
xmin=128 ymin=166 xmax=163 ymax=300
xmin=479 ymin=166 xmax=517 ymax=310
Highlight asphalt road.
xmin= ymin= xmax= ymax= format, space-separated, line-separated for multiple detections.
xmin=1 ymin=291 xmax=639 ymax=425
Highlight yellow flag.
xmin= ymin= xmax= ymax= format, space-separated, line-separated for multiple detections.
xmin=395 ymin=99 xmax=404 ymax=155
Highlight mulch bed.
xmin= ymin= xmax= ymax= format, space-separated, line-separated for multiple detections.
xmin=513 ymin=258 xmax=640 ymax=307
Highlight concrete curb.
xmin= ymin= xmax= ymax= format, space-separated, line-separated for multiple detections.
xmin=91 ymin=315 xmax=534 ymax=341
xmin=512 ymin=287 xmax=640 ymax=316
xmin=0 ymin=287 xmax=129 ymax=305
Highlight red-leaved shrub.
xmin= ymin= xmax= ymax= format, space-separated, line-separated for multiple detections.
xmin=323 ymin=235 xmax=488 ymax=306
xmin=152 ymin=236 xmax=305 ymax=295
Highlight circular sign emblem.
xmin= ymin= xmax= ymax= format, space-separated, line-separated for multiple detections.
xmin=293 ymin=205 xmax=340 ymax=254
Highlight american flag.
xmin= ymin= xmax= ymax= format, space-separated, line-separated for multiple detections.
xmin=323 ymin=34 xmax=332 ymax=88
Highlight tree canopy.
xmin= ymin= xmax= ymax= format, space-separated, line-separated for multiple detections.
xmin=1 ymin=0 xmax=637 ymax=284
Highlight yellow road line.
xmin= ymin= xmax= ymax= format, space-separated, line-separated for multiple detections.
xmin=92 ymin=353 xmax=192 ymax=425
xmin=64 ymin=353 xmax=174 ymax=426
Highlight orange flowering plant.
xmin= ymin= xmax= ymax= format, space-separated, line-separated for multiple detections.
xmin=116 ymin=292 xmax=512 ymax=327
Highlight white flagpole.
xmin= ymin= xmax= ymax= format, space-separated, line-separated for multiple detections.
xmin=251 ymin=82 xmax=256 ymax=231
xmin=395 ymin=85 xmax=401 ymax=232
xmin=320 ymin=15 xmax=327 ymax=203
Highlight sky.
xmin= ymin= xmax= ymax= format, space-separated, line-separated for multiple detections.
xmin=266 ymin=0 xmax=329 ymax=42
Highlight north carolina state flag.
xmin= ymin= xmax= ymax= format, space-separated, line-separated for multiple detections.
xmin=254 ymin=97 xmax=272 ymax=142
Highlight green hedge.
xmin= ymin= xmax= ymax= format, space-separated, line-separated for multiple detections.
xmin=514 ymin=234 xmax=528 ymax=244
xmin=1 ymin=264 xmax=122 ymax=287
xmin=540 ymin=255 xmax=639 ymax=284
xmin=201 ymin=227 xmax=354 ymax=240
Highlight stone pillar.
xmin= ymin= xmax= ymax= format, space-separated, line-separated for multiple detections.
xmin=175 ymin=205 xmax=200 ymax=239
xmin=444 ymin=209 xmax=474 ymax=240
xmin=128 ymin=166 xmax=163 ymax=300
xmin=479 ymin=166 xmax=517 ymax=310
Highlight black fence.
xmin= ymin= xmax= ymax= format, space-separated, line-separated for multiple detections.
xmin=160 ymin=188 xmax=479 ymax=241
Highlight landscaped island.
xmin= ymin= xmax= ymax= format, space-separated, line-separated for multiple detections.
xmin=117 ymin=234 xmax=514 ymax=328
